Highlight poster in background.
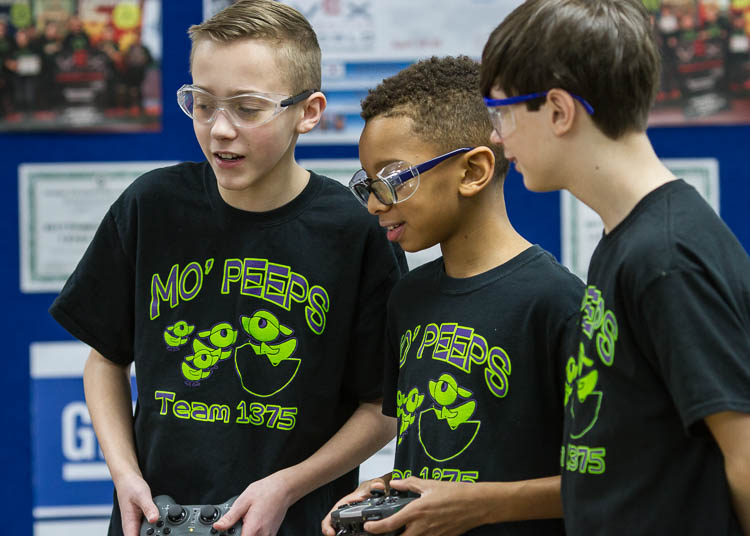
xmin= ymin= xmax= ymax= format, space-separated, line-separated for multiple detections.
xmin=19 ymin=161 xmax=176 ymax=293
xmin=298 ymin=157 xmax=441 ymax=268
xmin=31 ymin=341 xmax=137 ymax=536
xmin=646 ymin=0 xmax=750 ymax=125
xmin=561 ymin=158 xmax=720 ymax=281
xmin=203 ymin=0 xmax=524 ymax=144
xmin=0 ymin=0 xmax=162 ymax=132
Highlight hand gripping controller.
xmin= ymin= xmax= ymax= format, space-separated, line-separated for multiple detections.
xmin=331 ymin=488 xmax=419 ymax=536
xmin=140 ymin=495 xmax=242 ymax=536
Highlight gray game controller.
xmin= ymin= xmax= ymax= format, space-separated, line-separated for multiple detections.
xmin=331 ymin=488 xmax=419 ymax=536
xmin=139 ymin=495 xmax=241 ymax=536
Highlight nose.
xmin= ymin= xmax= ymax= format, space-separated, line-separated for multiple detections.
xmin=366 ymin=192 xmax=389 ymax=215
xmin=209 ymin=108 xmax=238 ymax=139
xmin=489 ymin=128 xmax=503 ymax=146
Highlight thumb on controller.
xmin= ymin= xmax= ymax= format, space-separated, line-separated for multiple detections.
xmin=140 ymin=498 xmax=160 ymax=524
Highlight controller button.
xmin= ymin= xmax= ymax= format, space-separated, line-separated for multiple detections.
xmin=210 ymin=529 xmax=218 ymax=534
xmin=146 ymin=529 xmax=154 ymax=535
xmin=370 ymin=489 xmax=385 ymax=498
xmin=156 ymin=520 xmax=164 ymax=527
xmin=163 ymin=529 xmax=171 ymax=535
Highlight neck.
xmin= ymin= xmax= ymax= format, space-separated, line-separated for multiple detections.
xmin=564 ymin=131 xmax=676 ymax=233
xmin=441 ymin=192 xmax=531 ymax=278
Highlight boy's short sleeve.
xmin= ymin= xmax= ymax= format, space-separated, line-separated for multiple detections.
xmin=49 ymin=209 xmax=135 ymax=366
xmin=639 ymin=267 xmax=750 ymax=431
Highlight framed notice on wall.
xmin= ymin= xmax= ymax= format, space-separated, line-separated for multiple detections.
xmin=19 ymin=161 xmax=176 ymax=293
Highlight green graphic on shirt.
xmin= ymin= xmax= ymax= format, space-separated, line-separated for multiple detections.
xmin=181 ymin=322 xmax=237 ymax=384
xmin=406 ymin=321 xmax=511 ymax=398
xmin=234 ymin=310 xmax=301 ymax=397
xmin=564 ymin=283 xmax=618 ymax=448
xmin=418 ymin=373 xmax=480 ymax=462
xmin=396 ymin=387 xmax=425 ymax=445
xmin=149 ymin=257 xmax=330 ymax=337
xmin=564 ymin=343 xmax=603 ymax=439
xmin=164 ymin=320 xmax=195 ymax=351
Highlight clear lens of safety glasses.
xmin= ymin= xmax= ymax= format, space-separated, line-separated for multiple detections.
xmin=176 ymin=85 xmax=315 ymax=128
xmin=349 ymin=163 xmax=419 ymax=207
xmin=487 ymin=105 xmax=516 ymax=138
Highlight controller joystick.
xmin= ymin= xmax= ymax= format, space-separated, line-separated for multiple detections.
xmin=331 ymin=489 xmax=419 ymax=536
xmin=140 ymin=495 xmax=242 ymax=536
xmin=167 ymin=504 xmax=187 ymax=524
xmin=200 ymin=505 xmax=220 ymax=524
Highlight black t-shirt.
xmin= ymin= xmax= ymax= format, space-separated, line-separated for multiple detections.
xmin=50 ymin=162 xmax=405 ymax=536
xmin=383 ymin=245 xmax=584 ymax=535
xmin=561 ymin=180 xmax=750 ymax=535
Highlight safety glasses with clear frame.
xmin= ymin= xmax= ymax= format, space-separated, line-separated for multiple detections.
xmin=483 ymin=91 xmax=594 ymax=138
xmin=176 ymin=85 xmax=317 ymax=128
xmin=348 ymin=147 xmax=474 ymax=207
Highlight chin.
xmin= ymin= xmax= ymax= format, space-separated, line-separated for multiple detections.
xmin=522 ymin=176 xmax=556 ymax=193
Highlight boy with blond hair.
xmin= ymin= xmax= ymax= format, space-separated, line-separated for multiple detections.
xmin=481 ymin=0 xmax=750 ymax=533
xmin=50 ymin=2 xmax=404 ymax=535
xmin=323 ymin=55 xmax=583 ymax=536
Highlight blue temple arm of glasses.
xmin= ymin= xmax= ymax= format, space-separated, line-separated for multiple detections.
xmin=392 ymin=147 xmax=475 ymax=185
xmin=484 ymin=92 xmax=594 ymax=115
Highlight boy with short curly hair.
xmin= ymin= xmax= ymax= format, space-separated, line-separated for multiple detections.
xmin=323 ymin=55 xmax=584 ymax=536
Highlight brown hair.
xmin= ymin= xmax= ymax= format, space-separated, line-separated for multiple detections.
xmin=480 ymin=0 xmax=661 ymax=139
xmin=188 ymin=0 xmax=321 ymax=93
xmin=361 ymin=56 xmax=508 ymax=181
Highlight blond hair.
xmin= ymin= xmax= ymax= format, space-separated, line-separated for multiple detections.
xmin=188 ymin=0 xmax=321 ymax=93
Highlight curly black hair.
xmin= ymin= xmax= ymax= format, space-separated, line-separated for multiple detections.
xmin=361 ymin=56 xmax=508 ymax=180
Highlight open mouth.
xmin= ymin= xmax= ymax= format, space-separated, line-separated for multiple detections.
xmin=215 ymin=152 xmax=244 ymax=161
xmin=385 ymin=222 xmax=405 ymax=242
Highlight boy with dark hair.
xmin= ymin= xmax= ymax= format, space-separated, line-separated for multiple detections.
xmin=481 ymin=1 xmax=750 ymax=534
xmin=49 ymin=1 xmax=403 ymax=535
xmin=322 ymin=55 xmax=583 ymax=536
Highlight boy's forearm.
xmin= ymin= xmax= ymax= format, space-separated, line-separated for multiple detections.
xmin=705 ymin=411 xmax=750 ymax=535
xmin=276 ymin=400 xmax=396 ymax=505
xmin=83 ymin=349 xmax=142 ymax=484
xmin=471 ymin=475 xmax=562 ymax=525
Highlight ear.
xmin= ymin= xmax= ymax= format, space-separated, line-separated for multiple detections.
xmin=545 ymin=88 xmax=577 ymax=136
xmin=457 ymin=146 xmax=495 ymax=198
xmin=296 ymin=91 xmax=327 ymax=134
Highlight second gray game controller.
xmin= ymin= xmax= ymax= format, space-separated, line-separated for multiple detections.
xmin=140 ymin=495 xmax=241 ymax=536
xmin=331 ymin=488 xmax=419 ymax=535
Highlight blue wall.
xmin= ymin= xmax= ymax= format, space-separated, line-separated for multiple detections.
xmin=1 ymin=2 xmax=748 ymax=534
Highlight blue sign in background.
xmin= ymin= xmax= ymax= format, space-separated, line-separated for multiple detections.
xmin=31 ymin=373 xmax=137 ymax=519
